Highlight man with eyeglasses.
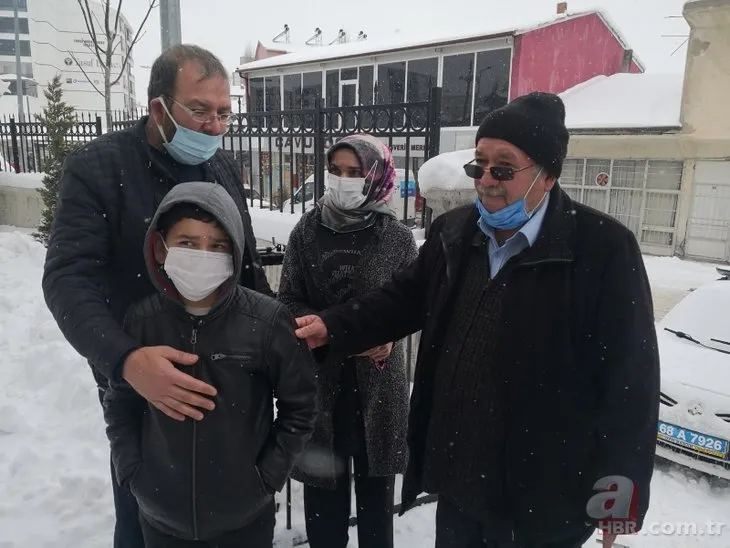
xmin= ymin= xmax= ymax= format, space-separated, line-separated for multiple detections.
xmin=42 ymin=45 xmax=273 ymax=547
xmin=294 ymin=92 xmax=660 ymax=548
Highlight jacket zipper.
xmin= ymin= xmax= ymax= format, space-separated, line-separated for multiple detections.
xmin=210 ymin=353 xmax=249 ymax=361
xmin=190 ymin=326 xmax=199 ymax=540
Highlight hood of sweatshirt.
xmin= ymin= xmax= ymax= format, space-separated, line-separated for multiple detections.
xmin=143 ymin=181 xmax=244 ymax=306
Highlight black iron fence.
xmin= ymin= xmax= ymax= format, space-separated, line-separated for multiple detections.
xmin=224 ymin=87 xmax=442 ymax=229
xmin=2 ymin=89 xmax=442 ymax=231
xmin=0 ymin=113 xmax=102 ymax=173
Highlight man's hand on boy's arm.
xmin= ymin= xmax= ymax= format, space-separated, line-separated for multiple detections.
xmin=122 ymin=346 xmax=218 ymax=422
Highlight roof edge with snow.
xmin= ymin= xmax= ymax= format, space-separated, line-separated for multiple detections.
xmin=237 ymin=9 xmax=640 ymax=74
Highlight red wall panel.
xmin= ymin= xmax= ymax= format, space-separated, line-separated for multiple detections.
xmin=510 ymin=13 xmax=641 ymax=99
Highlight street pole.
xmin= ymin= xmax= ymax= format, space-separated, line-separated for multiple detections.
xmin=12 ymin=0 xmax=24 ymax=123
xmin=160 ymin=0 xmax=182 ymax=52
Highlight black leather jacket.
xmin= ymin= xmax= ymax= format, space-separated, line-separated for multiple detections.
xmin=103 ymin=288 xmax=318 ymax=541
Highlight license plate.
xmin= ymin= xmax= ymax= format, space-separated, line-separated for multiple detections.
xmin=657 ymin=421 xmax=729 ymax=458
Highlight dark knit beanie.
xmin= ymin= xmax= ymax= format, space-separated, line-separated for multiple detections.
xmin=474 ymin=91 xmax=569 ymax=179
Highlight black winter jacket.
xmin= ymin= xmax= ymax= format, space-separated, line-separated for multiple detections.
xmin=318 ymin=185 xmax=660 ymax=542
xmin=42 ymin=117 xmax=272 ymax=386
xmin=104 ymin=288 xmax=317 ymax=540
xmin=103 ymin=181 xmax=317 ymax=541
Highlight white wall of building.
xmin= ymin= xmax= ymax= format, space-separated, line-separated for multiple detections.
xmin=0 ymin=0 xmax=135 ymax=119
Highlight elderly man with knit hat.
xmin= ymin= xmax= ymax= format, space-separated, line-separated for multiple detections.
xmin=294 ymin=92 xmax=660 ymax=548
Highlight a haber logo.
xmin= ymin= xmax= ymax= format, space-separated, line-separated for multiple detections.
xmin=586 ymin=475 xmax=639 ymax=535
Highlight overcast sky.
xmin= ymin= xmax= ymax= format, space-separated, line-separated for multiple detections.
xmin=121 ymin=0 xmax=691 ymax=105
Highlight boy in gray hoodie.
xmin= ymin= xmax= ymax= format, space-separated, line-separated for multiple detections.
xmin=103 ymin=182 xmax=317 ymax=547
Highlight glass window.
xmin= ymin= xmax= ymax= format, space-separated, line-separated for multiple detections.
xmin=406 ymin=57 xmax=437 ymax=103
xmin=376 ymin=61 xmax=406 ymax=104
xmin=472 ymin=49 xmax=511 ymax=125
xmin=0 ymin=39 xmax=31 ymax=56
xmin=0 ymin=0 xmax=26 ymax=10
xmin=358 ymin=65 xmax=373 ymax=105
xmin=0 ymin=60 xmax=32 ymax=78
xmin=559 ymin=159 xmax=584 ymax=187
xmin=611 ymin=160 xmax=645 ymax=189
xmin=6 ymin=79 xmax=37 ymax=98
xmin=264 ymin=76 xmax=281 ymax=111
xmin=283 ymin=73 xmax=301 ymax=110
xmin=646 ymin=160 xmax=683 ymax=190
xmin=248 ymin=77 xmax=264 ymax=113
xmin=326 ymin=70 xmax=339 ymax=108
xmin=302 ymin=71 xmax=321 ymax=110
xmin=340 ymin=68 xmax=357 ymax=81
xmin=441 ymin=53 xmax=474 ymax=127
xmin=0 ymin=17 xmax=28 ymax=34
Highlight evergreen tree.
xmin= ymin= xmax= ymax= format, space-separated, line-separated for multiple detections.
xmin=33 ymin=75 xmax=77 ymax=245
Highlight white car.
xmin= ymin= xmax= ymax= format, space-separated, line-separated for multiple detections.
xmin=655 ymin=267 xmax=730 ymax=479
xmin=243 ymin=185 xmax=271 ymax=209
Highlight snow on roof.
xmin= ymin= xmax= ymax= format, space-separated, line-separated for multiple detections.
xmin=238 ymin=9 xmax=631 ymax=73
xmin=559 ymin=73 xmax=684 ymax=130
xmin=257 ymin=40 xmax=313 ymax=54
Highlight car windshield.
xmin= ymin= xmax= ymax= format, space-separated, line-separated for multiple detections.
xmin=660 ymin=279 xmax=730 ymax=353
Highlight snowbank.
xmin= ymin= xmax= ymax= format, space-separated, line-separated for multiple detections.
xmin=0 ymin=231 xmax=115 ymax=546
xmin=417 ymin=149 xmax=476 ymax=218
xmin=643 ymin=256 xmax=722 ymax=291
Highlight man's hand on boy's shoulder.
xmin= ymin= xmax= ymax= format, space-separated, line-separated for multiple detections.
xmin=122 ymin=346 xmax=218 ymax=422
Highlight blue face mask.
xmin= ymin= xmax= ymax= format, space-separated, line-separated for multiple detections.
xmin=475 ymin=168 xmax=546 ymax=230
xmin=156 ymin=97 xmax=222 ymax=165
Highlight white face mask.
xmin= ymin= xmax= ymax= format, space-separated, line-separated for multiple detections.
xmin=163 ymin=245 xmax=234 ymax=302
xmin=325 ymin=162 xmax=378 ymax=211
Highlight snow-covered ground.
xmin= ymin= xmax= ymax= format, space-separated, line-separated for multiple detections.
xmin=1 ymin=226 xmax=729 ymax=547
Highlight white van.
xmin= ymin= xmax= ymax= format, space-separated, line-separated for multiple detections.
xmin=282 ymin=169 xmax=423 ymax=223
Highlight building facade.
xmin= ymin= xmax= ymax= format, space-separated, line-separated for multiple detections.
xmin=236 ymin=8 xmax=642 ymax=202
xmin=421 ymin=0 xmax=730 ymax=264
xmin=0 ymin=0 xmax=135 ymax=119
xmin=238 ymin=10 xmax=640 ymax=134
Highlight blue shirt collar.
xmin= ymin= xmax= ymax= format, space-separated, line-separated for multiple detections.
xmin=477 ymin=192 xmax=550 ymax=248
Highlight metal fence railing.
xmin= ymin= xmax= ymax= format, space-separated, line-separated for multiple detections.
xmin=5 ymin=89 xmax=442 ymax=234
xmin=0 ymin=113 xmax=102 ymax=173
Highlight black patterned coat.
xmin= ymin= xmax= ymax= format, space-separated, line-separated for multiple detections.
xmin=278 ymin=206 xmax=418 ymax=489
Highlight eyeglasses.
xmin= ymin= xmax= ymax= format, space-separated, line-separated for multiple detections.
xmin=166 ymin=96 xmax=234 ymax=126
xmin=463 ymin=159 xmax=533 ymax=181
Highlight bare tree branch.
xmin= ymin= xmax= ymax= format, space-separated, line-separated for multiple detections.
xmin=69 ymin=52 xmax=105 ymax=96
xmin=76 ymin=0 xmax=105 ymax=65
xmin=110 ymin=0 xmax=157 ymax=87
xmin=113 ymin=0 xmax=123 ymax=40
xmin=109 ymin=38 xmax=121 ymax=58
xmin=103 ymin=0 xmax=112 ymax=52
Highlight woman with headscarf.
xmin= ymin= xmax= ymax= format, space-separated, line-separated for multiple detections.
xmin=278 ymin=134 xmax=418 ymax=548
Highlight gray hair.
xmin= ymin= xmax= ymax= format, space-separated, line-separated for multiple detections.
xmin=147 ymin=44 xmax=228 ymax=105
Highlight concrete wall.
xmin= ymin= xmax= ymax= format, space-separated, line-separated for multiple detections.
xmin=0 ymin=177 xmax=43 ymax=229
xmin=680 ymin=0 xmax=730 ymax=153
